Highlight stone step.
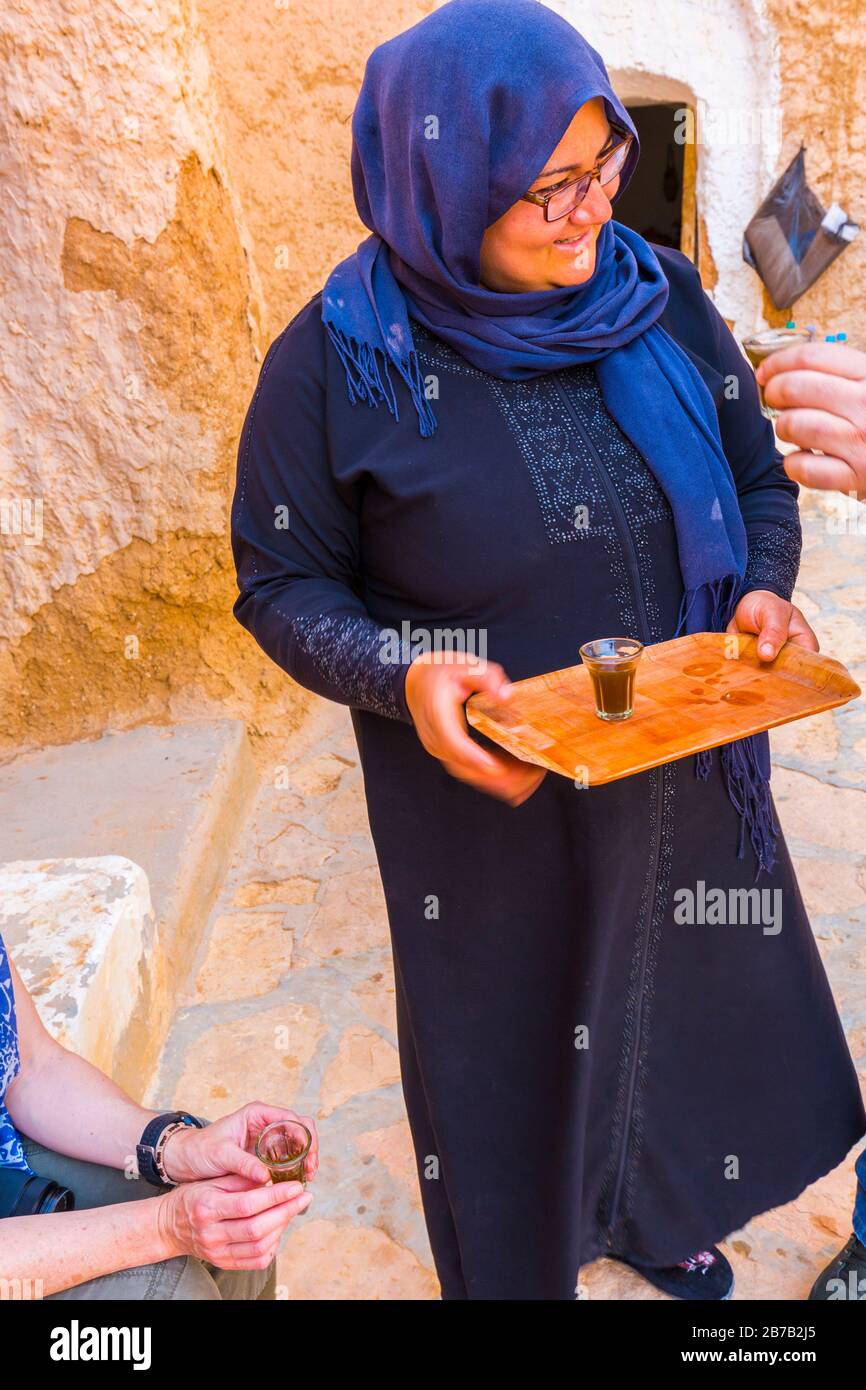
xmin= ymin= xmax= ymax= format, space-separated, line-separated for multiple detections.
xmin=0 ymin=856 xmax=154 ymax=1087
xmin=0 ymin=720 xmax=258 ymax=1097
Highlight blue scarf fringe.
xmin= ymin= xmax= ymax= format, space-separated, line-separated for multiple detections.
xmin=677 ymin=575 xmax=778 ymax=880
xmin=324 ymin=320 xmax=437 ymax=438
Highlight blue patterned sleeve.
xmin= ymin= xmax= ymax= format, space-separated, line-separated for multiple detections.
xmin=0 ymin=935 xmax=32 ymax=1174
xmin=231 ymin=310 xmax=415 ymax=724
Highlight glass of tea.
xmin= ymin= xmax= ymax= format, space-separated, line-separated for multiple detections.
xmin=255 ymin=1119 xmax=312 ymax=1188
xmin=579 ymin=637 xmax=643 ymax=722
xmin=741 ymin=326 xmax=813 ymax=418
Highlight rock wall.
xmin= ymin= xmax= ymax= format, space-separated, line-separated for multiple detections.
xmin=0 ymin=0 xmax=309 ymax=762
xmin=196 ymin=0 xmax=436 ymax=349
xmin=765 ymin=0 xmax=866 ymax=336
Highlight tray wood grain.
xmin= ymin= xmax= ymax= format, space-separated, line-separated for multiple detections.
xmin=466 ymin=632 xmax=860 ymax=785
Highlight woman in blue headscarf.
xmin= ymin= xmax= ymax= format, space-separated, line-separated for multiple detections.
xmin=232 ymin=0 xmax=865 ymax=1299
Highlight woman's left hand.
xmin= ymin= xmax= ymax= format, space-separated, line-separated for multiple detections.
xmin=161 ymin=1102 xmax=319 ymax=1186
xmin=726 ymin=589 xmax=818 ymax=661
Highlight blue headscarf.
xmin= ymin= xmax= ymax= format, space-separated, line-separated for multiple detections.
xmin=323 ymin=0 xmax=777 ymax=875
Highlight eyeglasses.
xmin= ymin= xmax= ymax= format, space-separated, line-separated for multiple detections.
xmin=521 ymin=134 xmax=633 ymax=222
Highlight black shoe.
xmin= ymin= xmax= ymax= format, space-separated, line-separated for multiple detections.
xmin=613 ymin=1246 xmax=734 ymax=1300
xmin=809 ymin=1234 xmax=866 ymax=1301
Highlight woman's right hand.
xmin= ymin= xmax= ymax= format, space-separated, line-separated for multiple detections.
xmin=404 ymin=652 xmax=546 ymax=806
xmin=157 ymin=1171 xmax=312 ymax=1271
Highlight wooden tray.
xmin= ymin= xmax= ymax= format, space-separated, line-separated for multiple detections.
xmin=466 ymin=632 xmax=861 ymax=785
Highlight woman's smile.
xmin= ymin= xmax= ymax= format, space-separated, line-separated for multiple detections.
xmin=551 ymin=225 xmax=596 ymax=253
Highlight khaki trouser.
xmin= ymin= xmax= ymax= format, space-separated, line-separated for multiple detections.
xmin=20 ymin=1136 xmax=275 ymax=1302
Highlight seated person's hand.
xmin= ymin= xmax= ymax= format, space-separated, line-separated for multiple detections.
xmin=757 ymin=342 xmax=866 ymax=500
xmin=162 ymin=1102 xmax=318 ymax=1187
xmin=727 ymin=589 xmax=818 ymax=661
xmin=158 ymin=1171 xmax=310 ymax=1271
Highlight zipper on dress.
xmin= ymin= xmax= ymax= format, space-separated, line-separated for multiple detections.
xmin=552 ymin=374 xmax=666 ymax=1250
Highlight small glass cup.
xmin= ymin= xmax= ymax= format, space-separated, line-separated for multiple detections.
xmin=579 ymin=637 xmax=643 ymax=722
xmin=741 ymin=327 xmax=814 ymax=418
xmin=255 ymin=1119 xmax=312 ymax=1188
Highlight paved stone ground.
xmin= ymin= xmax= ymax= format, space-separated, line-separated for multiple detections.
xmin=150 ymin=488 xmax=866 ymax=1300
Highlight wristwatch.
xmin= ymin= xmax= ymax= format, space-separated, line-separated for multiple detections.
xmin=136 ymin=1111 xmax=204 ymax=1187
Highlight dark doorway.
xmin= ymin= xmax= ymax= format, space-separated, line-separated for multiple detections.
xmin=614 ymin=103 xmax=689 ymax=251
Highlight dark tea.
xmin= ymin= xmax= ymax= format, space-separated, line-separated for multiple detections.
xmin=587 ymin=664 xmax=636 ymax=718
xmin=579 ymin=637 xmax=643 ymax=722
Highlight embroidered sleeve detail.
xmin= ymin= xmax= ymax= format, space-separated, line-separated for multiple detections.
xmin=741 ymin=515 xmax=802 ymax=602
xmin=289 ymin=613 xmax=413 ymax=722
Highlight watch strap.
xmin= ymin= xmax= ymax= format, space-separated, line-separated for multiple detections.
xmin=136 ymin=1111 xmax=203 ymax=1186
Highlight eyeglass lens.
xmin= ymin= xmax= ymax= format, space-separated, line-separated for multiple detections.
xmin=545 ymin=141 xmax=630 ymax=221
